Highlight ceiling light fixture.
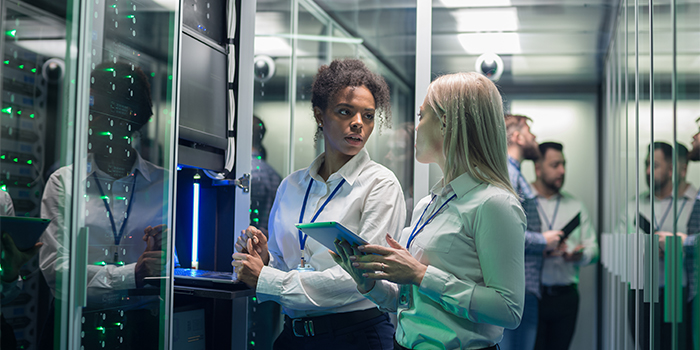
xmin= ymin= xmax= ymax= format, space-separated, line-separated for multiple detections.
xmin=453 ymin=8 xmax=519 ymax=32
xmin=458 ymin=33 xmax=521 ymax=54
xmin=439 ymin=0 xmax=511 ymax=8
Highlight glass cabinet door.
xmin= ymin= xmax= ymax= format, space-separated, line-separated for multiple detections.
xmin=1 ymin=0 xmax=180 ymax=349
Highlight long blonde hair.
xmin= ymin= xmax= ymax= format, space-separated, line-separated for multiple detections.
xmin=424 ymin=72 xmax=517 ymax=197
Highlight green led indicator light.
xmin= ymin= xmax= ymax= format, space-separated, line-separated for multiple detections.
xmin=18 ymin=65 xmax=24 ymax=69
xmin=16 ymin=110 xmax=21 ymax=115
xmin=253 ymin=218 xmax=259 ymax=223
xmin=257 ymin=156 xmax=262 ymax=160
xmin=114 ymin=322 xmax=122 ymax=326
xmin=3 ymin=60 xmax=9 ymax=65
xmin=1 ymin=185 xmax=6 ymax=192
xmin=116 ymin=261 xmax=125 ymax=266
xmin=115 ymin=196 xmax=126 ymax=200
xmin=1 ymin=107 xmax=12 ymax=114
xmin=31 ymin=68 xmax=37 ymax=73
xmin=105 ymin=68 xmax=115 ymax=72
xmin=26 ymin=160 xmax=32 ymax=165
xmin=99 ymin=131 xmax=112 ymax=136
xmin=254 ymin=209 xmax=259 ymax=214
xmin=94 ymin=261 xmax=107 ymax=266
xmin=0 ymin=155 xmax=4 ymax=159
xmin=12 ymin=158 xmax=18 ymax=163
xmin=5 ymin=30 xmax=16 ymax=37
xmin=127 ymin=15 xmax=135 ymax=18
xmin=256 ymin=166 xmax=260 ymax=170
xmin=30 ymin=114 xmax=35 ymax=118
xmin=96 ymin=326 xmax=106 ymax=333
xmin=101 ymin=196 xmax=109 ymax=200
xmin=111 ymin=4 xmax=117 ymax=8
xmin=250 ymin=341 xmax=255 ymax=346
xmin=193 ymin=173 xmax=201 ymax=180
xmin=168 ymin=75 xmax=172 ymax=80
xmin=123 ymin=136 xmax=130 ymax=139
xmin=252 ymin=297 xmax=257 ymax=302
xmin=248 ymin=209 xmax=252 ymax=213
xmin=150 ymin=72 xmax=155 ymax=77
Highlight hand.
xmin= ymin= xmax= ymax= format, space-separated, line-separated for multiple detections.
xmin=656 ymin=231 xmax=687 ymax=259
xmin=330 ymin=239 xmax=375 ymax=293
xmin=562 ymin=244 xmax=585 ymax=262
xmin=135 ymin=250 xmax=165 ymax=288
xmin=1 ymin=233 xmax=43 ymax=283
xmin=350 ymin=234 xmax=427 ymax=286
xmin=235 ymin=226 xmax=269 ymax=265
xmin=143 ymin=224 xmax=167 ymax=251
xmin=543 ymin=230 xmax=564 ymax=251
xmin=231 ymin=238 xmax=264 ymax=288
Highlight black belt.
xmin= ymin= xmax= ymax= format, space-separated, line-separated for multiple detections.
xmin=284 ymin=308 xmax=384 ymax=337
xmin=393 ymin=338 xmax=499 ymax=350
xmin=541 ymin=284 xmax=577 ymax=296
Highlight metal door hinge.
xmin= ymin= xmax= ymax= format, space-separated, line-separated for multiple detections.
xmin=234 ymin=173 xmax=250 ymax=192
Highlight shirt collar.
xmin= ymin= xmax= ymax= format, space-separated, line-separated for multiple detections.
xmin=307 ymin=148 xmax=370 ymax=186
xmin=431 ymin=172 xmax=484 ymax=199
xmin=87 ymin=152 xmax=153 ymax=182
xmin=530 ymin=183 xmax=562 ymax=201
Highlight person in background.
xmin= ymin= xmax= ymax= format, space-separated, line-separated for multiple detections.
xmin=249 ymin=115 xmax=282 ymax=234
xmin=333 ymin=72 xmax=526 ymax=349
xmin=501 ymin=115 xmax=563 ymax=350
xmin=232 ymin=58 xmax=406 ymax=350
xmin=1 ymin=191 xmax=43 ymax=349
xmin=531 ymin=142 xmax=598 ymax=350
xmin=628 ymin=141 xmax=695 ymax=349
xmin=39 ymin=61 xmax=167 ymax=349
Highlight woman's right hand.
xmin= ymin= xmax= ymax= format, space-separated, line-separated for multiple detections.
xmin=330 ymin=239 xmax=376 ymax=293
xmin=235 ymin=226 xmax=270 ymax=265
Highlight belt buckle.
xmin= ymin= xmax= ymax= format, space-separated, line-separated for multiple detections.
xmin=292 ymin=319 xmax=315 ymax=337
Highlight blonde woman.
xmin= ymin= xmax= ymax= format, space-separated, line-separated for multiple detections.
xmin=333 ymin=72 xmax=526 ymax=349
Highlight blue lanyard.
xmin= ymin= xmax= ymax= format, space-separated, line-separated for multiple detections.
xmin=654 ymin=197 xmax=688 ymax=231
xmin=298 ymin=178 xmax=346 ymax=251
xmin=406 ymin=193 xmax=457 ymax=249
xmin=536 ymin=195 xmax=561 ymax=231
xmin=93 ymin=172 xmax=138 ymax=246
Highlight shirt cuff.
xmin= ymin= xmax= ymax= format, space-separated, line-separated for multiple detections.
xmin=525 ymin=230 xmax=547 ymax=254
xmin=256 ymin=265 xmax=285 ymax=304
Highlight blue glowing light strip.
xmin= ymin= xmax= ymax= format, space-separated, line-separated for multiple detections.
xmin=192 ymin=182 xmax=200 ymax=265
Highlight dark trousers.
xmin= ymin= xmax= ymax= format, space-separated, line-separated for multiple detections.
xmin=627 ymin=288 xmax=692 ymax=350
xmin=394 ymin=337 xmax=501 ymax=350
xmin=274 ymin=312 xmax=393 ymax=350
xmin=534 ymin=285 xmax=579 ymax=350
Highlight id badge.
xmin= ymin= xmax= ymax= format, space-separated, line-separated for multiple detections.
xmin=296 ymin=263 xmax=316 ymax=272
xmin=398 ymin=284 xmax=412 ymax=309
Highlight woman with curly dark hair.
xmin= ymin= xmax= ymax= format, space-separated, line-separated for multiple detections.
xmin=232 ymin=58 xmax=406 ymax=350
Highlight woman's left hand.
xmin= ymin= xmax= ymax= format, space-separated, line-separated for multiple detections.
xmin=231 ymin=238 xmax=264 ymax=288
xmin=354 ymin=234 xmax=427 ymax=286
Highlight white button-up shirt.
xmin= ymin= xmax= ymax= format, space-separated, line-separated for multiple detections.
xmin=256 ymin=148 xmax=406 ymax=318
xmin=532 ymin=188 xmax=598 ymax=286
xmin=365 ymin=172 xmax=526 ymax=349
xmin=634 ymin=184 xmax=697 ymax=287
xmin=39 ymin=153 xmax=168 ymax=308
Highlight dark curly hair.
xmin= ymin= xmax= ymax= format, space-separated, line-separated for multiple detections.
xmin=311 ymin=59 xmax=392 ymax=132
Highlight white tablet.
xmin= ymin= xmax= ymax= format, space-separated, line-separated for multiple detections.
xmin=295 ymin=221 xmax=368 ymax=254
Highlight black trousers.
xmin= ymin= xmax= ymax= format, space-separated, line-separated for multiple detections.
xmin=627 ymin=288 xmax=692 ymax=350
xmin=534 ymin=285 xmax=579 ymax=350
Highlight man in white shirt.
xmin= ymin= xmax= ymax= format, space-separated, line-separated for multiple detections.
xmin=629 ymin=141 xmax=695 ymax=349
xmin=531 ymin=142 xmax=598 ymax=350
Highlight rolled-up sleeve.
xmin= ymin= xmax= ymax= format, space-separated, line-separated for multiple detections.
xmin=418 ymin=195 xmax=525 ymax=329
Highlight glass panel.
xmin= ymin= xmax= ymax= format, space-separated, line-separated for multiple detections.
xmin=7 ymin=0 xmax=181 ymax=348
xmin=1 ymin=1 xmax=73 ymax=348
xmin=676 ymin=1 xmax=700 ymax=349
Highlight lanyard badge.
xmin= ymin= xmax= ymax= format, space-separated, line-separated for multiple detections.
xmin=296 ymin=178 xmax=346 ymax=271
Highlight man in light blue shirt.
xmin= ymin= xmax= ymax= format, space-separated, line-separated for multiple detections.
xmin=501 ymin=115 xmax=563 ymax=350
